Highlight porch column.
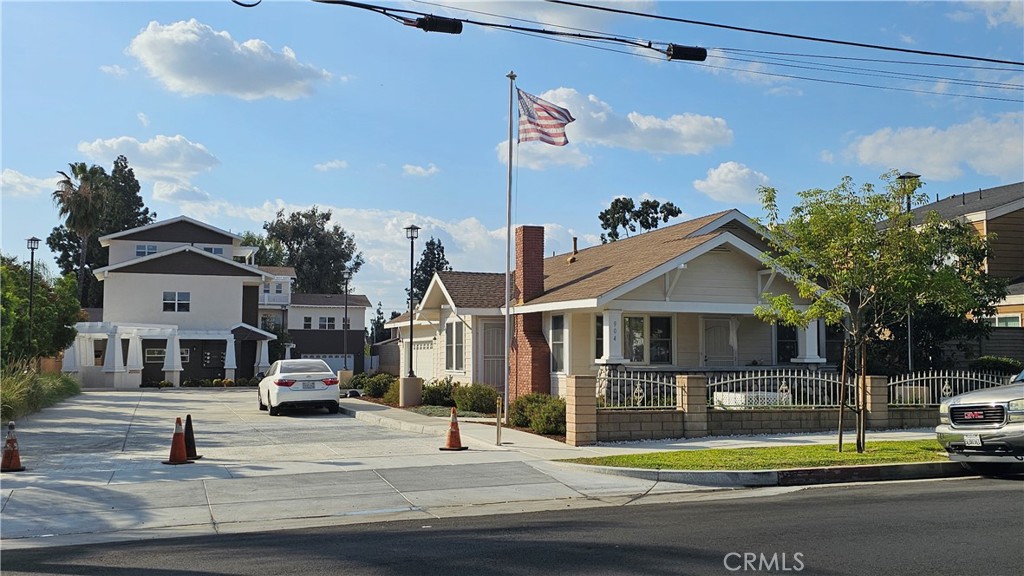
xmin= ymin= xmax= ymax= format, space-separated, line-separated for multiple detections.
xmin=125 ymin=333 xmax=144 ymax=372
xmin=602 ymin=309 xmax=624 ymax=363
xmin=224 ymin=336 xmax=237 ymax=381
xmin=256 ymin=340 xmax=271 ymax=373
xmin=793 ymin=321 xmax=825 ymax=363
xmin=162 ymin=335 xmax=183 ymax=386
xmin=102 ymin=331 xmax=125 ymax=373
xmin=61 ymin=340 xmax=79 ymax=373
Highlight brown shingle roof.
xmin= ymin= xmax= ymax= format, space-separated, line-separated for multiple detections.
xmin=437 ymin=271 xmax=507 ymax=308
xmin=528 ymin=211 xmax=731 ymax=305
xmin=291 ymin=293 xmax=372 ymax=308
xmin=258 ymin=266 xmax=296 ymax=277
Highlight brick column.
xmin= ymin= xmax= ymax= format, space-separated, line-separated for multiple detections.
xmin=677 ymin=374 xmax=708 ymax=438
xmin=566 ymin=375 xmax=597 ymax=446
xmin=865 ymin=375 xmax=889 ymax=430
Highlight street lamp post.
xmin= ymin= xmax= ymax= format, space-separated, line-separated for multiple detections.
xmin=404 ymin=224 xmax=420 ymax=378
xmin=897 ymin=171 xmax=921 ymax=374
xmin=341 ymin=270 xmax=351 ymax=372
xmin=26 ymin=237 xmax=40 ymax=361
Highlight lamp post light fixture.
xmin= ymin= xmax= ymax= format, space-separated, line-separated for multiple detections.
xmin=341 ymin=269 xmax=351 ymax=372
xmin=897 ymin=171 xmax=921 ymax=374
xmin=26 ymin=236 xmax=40 ymax=360
xmin=404 ymin=224 xmax=420 ymax=378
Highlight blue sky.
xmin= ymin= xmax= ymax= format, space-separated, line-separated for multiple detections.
xmin=3 ymin=1 xmax=1023 ymax=319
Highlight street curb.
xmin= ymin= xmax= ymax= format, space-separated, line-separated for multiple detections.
xmin=338 ymin=404 xmax=448 ymax=436
xmin=555 ymin=460 xmax=970 ymax=488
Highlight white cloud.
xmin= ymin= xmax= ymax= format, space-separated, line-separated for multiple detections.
xmin=899 ymin=34 xmax=916 ymax=45
xmin=496 ymin=139 xmax=591 ymax=170
xmin=126 ymin=19 xmax=333 ymax=100
xmin=78 ymin=134 xmax=220 ymax=201
xmin=100 ymin=64 xmax=127 ymax=77
xmin=945 ymin=10 xmax=974 ymax=23
xmin=693 ymin=162 xmax=769 ymax=204
xmin=847 ymin=113 xmax=1024 ymax=181
xmin=402 ymin=163 xmax=440 ymax=177
xmin=1 ymin=169 xmax=60 ymax=198
xmin=961 ymin=1 xmax=1024 ymax=27
xmin=427 ymin=1 xmax=657 ymax=31
xmin=314 ymin=159 xmax=348 ymax=172
xmin=820 ymin=150 xmax=835 ymax=164
xmin=702 ymin=48 xmax=801 ymax=94
xmin=137 ymin=112 xmax=150 ymax=127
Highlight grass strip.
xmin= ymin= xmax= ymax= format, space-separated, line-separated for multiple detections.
xmin=562 ymin=439 xmax=948 ymax=470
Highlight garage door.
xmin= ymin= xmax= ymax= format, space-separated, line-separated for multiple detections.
xmin=412 ymin=342 xmax=433 ymax=379
xmin=302 ymin=353 xmax=354 ymax=373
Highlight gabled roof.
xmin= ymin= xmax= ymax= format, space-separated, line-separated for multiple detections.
xmin=912 ymin=182 xmax=1023 ymax=223
xmin=99 ymin=215 xmax=242 ymax=246
xmin=528 ymin=210 xmax=762 ymax=306
xmin=435 ymin=271 xmax=507 ymax=309
xmin=291 ymin=293 xmax=372 ymax=308
xmin=93 ymin=245 xmax=270 ymax=280
xmin=259 ymin=266 xmax=296 ymax=278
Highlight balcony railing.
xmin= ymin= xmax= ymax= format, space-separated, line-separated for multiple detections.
xmin=259 ymin=294 xmax=289 ymax=306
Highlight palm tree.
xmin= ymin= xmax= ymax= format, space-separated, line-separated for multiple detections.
xmin=53 ymin=162 xmax=109 ymax=304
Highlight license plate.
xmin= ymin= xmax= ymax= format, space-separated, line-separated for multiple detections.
xmin=302 ymin=382 xmax=316 ymax=390
xmin=963 ymin=434 xmax=982 ymax=447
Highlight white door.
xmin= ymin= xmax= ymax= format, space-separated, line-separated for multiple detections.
xmin=412 ymin=341 xmax=434 ymax=379
xmin=481 ymin=322 xmax=505 ymax=391
xmin=703 ymin=318 xmax=735 ymax=367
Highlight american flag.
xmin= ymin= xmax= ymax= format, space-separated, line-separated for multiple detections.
xmin=517 ymin=88 xmax=575 ymax=147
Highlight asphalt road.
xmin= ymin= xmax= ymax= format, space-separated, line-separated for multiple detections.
xmin=3 ymin=477 xmax=1021 ymax=576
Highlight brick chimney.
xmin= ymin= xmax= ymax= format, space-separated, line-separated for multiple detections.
xmin=510 ymin=225 xmax=550 ymax=402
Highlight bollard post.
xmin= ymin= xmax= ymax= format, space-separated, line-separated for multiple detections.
xmin=496 ymin=397 xmax=503 ymax=446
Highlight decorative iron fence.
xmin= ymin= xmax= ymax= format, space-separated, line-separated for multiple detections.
xmin=888 ymin=370 xmax=1009 ymax=406
xmin=596 ymin=368 xmax=680 ymax=410
xmin=707 ymin=369 xmax=853 ymax=409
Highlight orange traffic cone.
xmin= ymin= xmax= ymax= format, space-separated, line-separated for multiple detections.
xmin=184 ymin=414 xmax=203 ymax=460
xmin=162 ymin=417 xmax=194 ymax=465
xmin=1 ymin=421 xmax=26 ymax=472
xmin=439 ymin=407 xmax=468 ymax=451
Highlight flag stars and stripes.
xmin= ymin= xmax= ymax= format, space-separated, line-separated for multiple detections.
xmin=517 ymin=88 xmax=576 ymax=147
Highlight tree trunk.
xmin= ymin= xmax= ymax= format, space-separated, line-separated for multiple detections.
xmin=856 ymin=341 xmax=867 ymax=453
xmin=837 ymin=341 xmax=849 ymax=452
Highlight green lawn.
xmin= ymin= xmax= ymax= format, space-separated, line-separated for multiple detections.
xmin=563 ymin=439 xmax=949 ymax=470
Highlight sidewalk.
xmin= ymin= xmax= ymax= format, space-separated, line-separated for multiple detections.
xmin=1 ymin=394 xmax=957 ymax=550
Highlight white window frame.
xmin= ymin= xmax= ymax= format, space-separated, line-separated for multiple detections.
xmin=445 ymin=321 xmax=464 ymax=372
xmin=275 ymin=283 xmax=283 ymax=294
xmin=550 ymin=314 xmax=566 ymax=373
xmin=136 ymin=244 xmax=157 ymax=257
xmin=622 ymin=314 xmax=674 ymax=365
xmin=982 ymin=314 xmax=1022 ymax=328
xmin=319 ymin=316 xmax=336 ymax=330
xmin=594 ymin=314 xmax=604 ymax=362
xmin=144 ymin=348 xmax=188 ymax=363
xmin=202 ymin=246 xmax=225 ymax=255
xmin=303 ymin=316 xmax=312 ymax=329
xmin=162 ymin=291 xmax=190 ymax=312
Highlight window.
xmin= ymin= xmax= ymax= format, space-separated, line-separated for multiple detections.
xmin=551 ymin=315 xmax=565 ymax=372
xmin=303 ymin=316 xmax=312 ymax=329
xmin=135 ymin=244 xmax=157 ymax=257
xmin=275 ymin=283 xmax=283 ymax=294
xmin=622 ymin=315 xmax=672 ymax=364
xmin=342 ymin=317 xmax=351 ymax=330
xmin=446 ymin=322 xmax=464 ymax=371
xmin=180 ymin=349 xmax=190 ymax=364
xmin=203 ymin=246 xmax=225 ymax=255
xmin=319 ymin=317 xmax=336 ymax=330
xmin=162 ymin=291 xmax=190 ymax=312
xmin=824 ymin=323 xmax=845 ymax=363
xmin=649 ymin=317 xmax=672 ymax=364
xmin=982 ymin=315 xmax=1022 ymax=328
xmin=594 ymin=314 xmax=604 ymax=361
xmin=263 ymin=283 xmax=271 ymax=294
xmin=624 ymin=316 xmax=645 ymax=362
xmin=144 ymin=348 xmax=188 ymax=363
xmin=776 ymin=324 xmax=797 ymax=364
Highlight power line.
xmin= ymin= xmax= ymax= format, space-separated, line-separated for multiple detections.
xmin=544 ymin=0 xmax=1024 ymax=67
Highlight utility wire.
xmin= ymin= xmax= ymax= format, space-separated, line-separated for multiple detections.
xmin=544 ymin=0 xmax=1024 ymax=67
xmin=719 ymin=48 xmax=1023 ymax=73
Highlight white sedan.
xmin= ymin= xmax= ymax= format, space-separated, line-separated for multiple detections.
xmin=257 ymin=359 xmax=340 ymax=416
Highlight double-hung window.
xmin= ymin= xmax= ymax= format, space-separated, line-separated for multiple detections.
xmin=776 ymin=324 xmax=798 ymax=364
xmin=551 ymin=315 xmax=566 ymax=372
xmin=594 ymin=314 xmax=604 ymax=361
xmin=319 ymin=317 xmax=336 ymax=330
xmin=623 ymin=315 xmax=673 ymax=364
xmin=162 ymin=291 xmax=190 ymax=312
xmin=446 ymin=322 xmax=464 ymax=371
xmin=303 ymin=317 xmax=312 ymax=329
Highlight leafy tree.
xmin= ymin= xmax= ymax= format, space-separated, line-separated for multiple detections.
xmin=239 ymin=231 xmax=287 ymax=267
xmin=369 ymin=302 xmax=387 ymax=344
xmin=755 ymin=172 xmax=1003 ymax=452
xmin=1 ymin=255 xmax=82 ymax=363
xmin=47 ymin=156 xmax=155 ymax=307
xmin=264 ymin=207 xmax=364 ymax=294
xmin=599 ymin=197 xmax=682 ymax=243
xmin=408 ymin=237 xmax=451 ymax=303
xmin=52 ymin=162 xmax=110 ymax=304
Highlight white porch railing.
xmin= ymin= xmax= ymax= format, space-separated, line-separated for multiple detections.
xmin=888 ymin=370 xmax=1009 ymax=406
xmin=259 ymin=294 xmax=289 ymax=306
xmin=707 ymin=369 xmax=853 ymax=409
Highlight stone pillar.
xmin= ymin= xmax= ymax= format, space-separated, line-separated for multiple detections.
xmin=102 ymin=331 xmax=125 ymax=373
xmin=256 ymin=340 xmax=271 ymax=374
xmin=125 ymin=334 xmax=144 ymax=372
xmin=162 ymin=335 xmax=183 ymax=386
xmin=61 ymin=341 xmax=79 ymax=373
xmin=865 ymin=375 xmax=889 ymax=430
xmin=566 ymin=375 xmax=597 ymax=446
xmin=224 ymin=336 xmax=237 ymax=381
xmin=602 ymin=309 xmax=624 ymax=363
xmin=399 ymin=377 xmax=423 ymax=407
xmin=677 ymin=374 xmax=708 ymax=438
xmin=793 ymin=321 xmax=825 ymax=363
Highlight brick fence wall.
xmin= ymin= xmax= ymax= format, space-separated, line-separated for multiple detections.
xmin=597 ymin=411 xmax=685 ymax=442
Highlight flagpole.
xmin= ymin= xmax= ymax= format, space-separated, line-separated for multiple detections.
xmin=504 ymin=70 xmax=516 ymax=425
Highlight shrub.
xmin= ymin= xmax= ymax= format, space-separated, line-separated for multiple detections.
xmin=364 ymin=373 xmax=397 ymax=398
xmin=0 ymin=360 xmax=80 ymax=424
xmin=382 ymin=380 xmax=401 ymax=404
xmin=141 ymin=380 xmax=161 ymax=388
xmin=159 ymin=380 xmax=174 ymax=389
xmin=349 ymin=372 xmax=371 ymax=390
xmin=201 ymin=379 xmax=215 ymax=388
xmin=422 ymin=376 xmax=457 ymax=407
xmin=212 ymin=378 xmax=223 ymax=387
xmin=969 ymin=356 xmax=1023 ymax=375
xmin=529 ymin=398 xmax=566 ymax=435
xmin=222 ymin=379 xmax=234 ymax=387
xmin=453 ymin=383 xmax=499 ymax=414
xmin=509 ymin=393 xmax=551 ymax=428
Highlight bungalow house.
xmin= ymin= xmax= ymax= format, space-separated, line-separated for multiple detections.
xmin=388 ymin=210 xmax=842 ymax=400
xmin=63 ymin=215 xmax=371 ymax=387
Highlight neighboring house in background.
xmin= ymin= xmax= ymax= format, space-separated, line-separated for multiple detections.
xmin=914 ymin=182 xmax=1024 ymax=363
xmin=288 ymin=293 xmax=371 ymax=373
xmin=63 ymin=215 xmax=371 ymax=387
xmin=389 ymin=210 xmax=841 ymax=400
